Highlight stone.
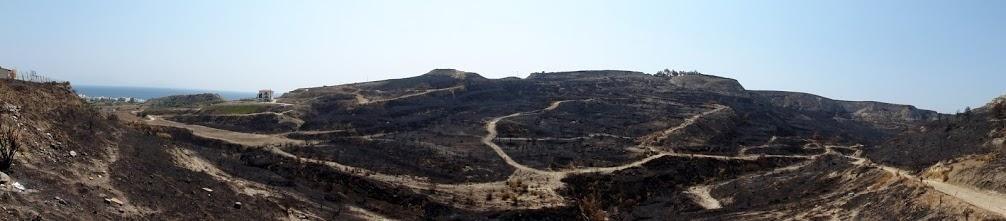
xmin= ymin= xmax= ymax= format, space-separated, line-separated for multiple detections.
xmin=69 ymin=151 xmax=78 ymax=157
xmin=12 ymin=182 xmax=25 ymax=191
xmin=54 ymin=197 xmax=68 ymax=205
xmin=0 ymin=172 xmax=10 ymax=184
xmin=233 ymin=201 xmax=242 ymax=209
xmin=201 ymin=187 xmax=213 ymax=192
xmin=104 ymin=198 xmax=124 ymax=206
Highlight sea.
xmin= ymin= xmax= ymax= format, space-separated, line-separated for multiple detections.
xmin=73 ymin=85 xmax=258 ymax=101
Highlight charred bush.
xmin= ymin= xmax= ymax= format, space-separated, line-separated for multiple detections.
xmin=0 ymin=124 xmax=21 ymax=172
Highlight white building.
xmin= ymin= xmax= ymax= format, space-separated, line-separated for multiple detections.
xmin=257 ymin=89 xmax=274 ymax=102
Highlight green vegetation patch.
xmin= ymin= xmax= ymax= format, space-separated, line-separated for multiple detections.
xmin=201 ymin=103 xmax=276 ymax=115
xmin=146 ymin=93 xmax=225 ymax=109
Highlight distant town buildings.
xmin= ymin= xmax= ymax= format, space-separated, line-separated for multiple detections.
xmin=257 ymin=89 xmax=274 ymax=102
xmin=77 ymin=94 xmax=145 ymax=104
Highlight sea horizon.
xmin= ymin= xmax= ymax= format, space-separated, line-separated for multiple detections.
xmin=73 ymin=84 xmax=260 ymax=101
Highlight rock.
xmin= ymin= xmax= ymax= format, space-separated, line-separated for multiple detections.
xmin=12 ymin=182 xmax=25 ymax=191
xmin=2 ymin=103 xmax=19 ymax=113
xmin=233 ymin=201 xmax=242 ymax=209
xmin=201 ymin=187 xmax=213 ymax=192
xmin=69 ymin=151 xmax=77 ymax=157
xmin=54 ymin=197 xmax=68 ymax=205
xmin=104 ymin=198 xmax=124 ymax=206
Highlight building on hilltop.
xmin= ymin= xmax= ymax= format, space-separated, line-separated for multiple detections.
xmin=0 ymin=66 xmax=15 ymax=79
xmin=257 ymin=89 xmax=274 ymax=102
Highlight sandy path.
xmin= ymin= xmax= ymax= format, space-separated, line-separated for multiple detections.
xmin=839 ymin=152 xmax=1006 ymax=216
xmin=145 ymin=115 xmax=565 ymax=210
xmin=681 ymin=141 xmax=828 ymax=210
xmin=483 ymin=101 xmax=735 ymax=175
xmin=738 ymin=136 xmax=778 ymax=156
xmin=479 ymin=100 xmax=752 ymax=204
xmin=496 ymin=133 xmax=632 ymax=142
xmin=143 ymin=99 xmax=834 ymax=212
xmin=641 ymin=105 xmax=730 ymax=151
xmin=923 ymin=181 xmax=1006 ymax=215
xmin=155 ymin=96 xmax=1006 ymax=217
xmin=356 ymin=85 xmax=464 ymax=105
xmin=686 ymin=185 xmax=723 ymax=209
xmin=146 ymin=115 xmax=305 ymax=146
xmin=680 ymin=143 xmax=1006 ymax=216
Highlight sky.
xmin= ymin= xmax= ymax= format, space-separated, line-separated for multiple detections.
xmin=0 ymin=0 xmax=1003 ymax=113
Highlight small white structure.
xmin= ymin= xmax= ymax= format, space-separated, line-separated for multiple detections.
xmin=257 ymin=89 xmax=274 ymax=102
xmin=0 ymin=66 xmax=15 ymax=79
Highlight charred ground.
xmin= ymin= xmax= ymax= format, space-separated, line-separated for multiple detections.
xmin=2 ymin=69 xmax=1004 ymax=220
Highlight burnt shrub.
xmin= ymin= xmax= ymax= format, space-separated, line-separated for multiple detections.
xmin=0 ymin=124 xmax=21 ymax=172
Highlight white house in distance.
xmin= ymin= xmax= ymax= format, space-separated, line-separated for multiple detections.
xmin=257 ymin=89 xmax=274 ymax=102
xmin=0 ymin=66 xmax=16 ymax=79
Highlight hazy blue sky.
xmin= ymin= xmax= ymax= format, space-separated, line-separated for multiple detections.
xmin=1 ymin=0 xmax=1003 ymax=112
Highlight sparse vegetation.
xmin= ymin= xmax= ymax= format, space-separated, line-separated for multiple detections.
xmin=0 ymin=123 xmax=20 ymax=172
xmin=145 ymin=93 xmax=225 ymax=109
xmin=200 ymin=103 xmax=282 ymax=115
xmin=991 ymin=97 xmax=1006 ymax=119
xmin=654 ymin=69 xmax=702 ymax=77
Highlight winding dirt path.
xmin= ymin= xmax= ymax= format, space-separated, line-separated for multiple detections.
xmin=838 ymin=150 xmax=1006 ymax=216
xmin=496 ymin=133 xmax=632 ymax=142
xmin=482 ymin=101 xmax=734 ymax=176
xmin=144 ymin=117 xmax=564 ymax=210
xmin=145 ymin=115 xmax=305 ymax=146
xmin=355 ymin=85 xmax=464 ymax=105
xmin=686 ymin=185 xmax=723 ymax=209
xmin=143 ymin=99 xmax=846 ymax=213
xmin=688 ymin=142 xmax=1006 ymax=216
xmin=682 ymin=141 xmax=830 ymax=210
xmin=641 ymin=105 xmax=730 ymax=151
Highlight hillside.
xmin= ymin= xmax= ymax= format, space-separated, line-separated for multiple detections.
xmin=0 ymin=80 xmax=413 ymax=220
xmin=755 ymin=90 xmax=941 ymax=130
xmin=5 ymin=69 xmax=1005 ymax=220
xmin=151 ymin=69 xmax=997 ymax=219
xmin=145 ymin=93 xmax=225 ymax=109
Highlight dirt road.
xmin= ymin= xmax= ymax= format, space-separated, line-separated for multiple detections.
xmin=356 ymin=85 xmax=464 ymax=105
xmin=146 ymin=115 xmax=305 ymax=146
xmin=143 ymin=100 xmax=1006 ymax=217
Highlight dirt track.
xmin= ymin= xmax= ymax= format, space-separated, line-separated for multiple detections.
xmin=841 ymin=152 xmax=1006 ymax=216
xmin=145 ymin=115 xmax=305 ymax=146
xmin=142 ymin=99 xmax=1006 ymax=217
xmin=355 ymin=85 xmax=464 ymax=105
xmin=143 ymin=99 xmax=737 ymax=211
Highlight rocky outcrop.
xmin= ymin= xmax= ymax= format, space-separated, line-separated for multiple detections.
xmin=755 ymin=90 xmax=940 ymax=129
xmin=422 ymin=69 xmax=486 ymax=80
xmin=668 ymin=74 xmax=747 ymax=96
